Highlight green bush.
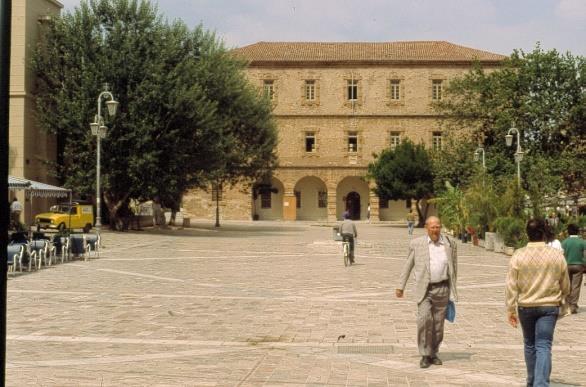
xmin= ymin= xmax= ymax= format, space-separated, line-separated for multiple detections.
xmin=494 ymin=216 xmax=527 ymax=248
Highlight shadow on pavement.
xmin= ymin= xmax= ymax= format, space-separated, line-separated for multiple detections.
xmin=440 ymin=351 xmax=475 ymax=362
xmin=106 ymin=222 xmax=308 ymax=239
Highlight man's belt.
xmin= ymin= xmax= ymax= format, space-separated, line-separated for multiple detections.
xmin=429 ymin=279 xmax=449 ymax=288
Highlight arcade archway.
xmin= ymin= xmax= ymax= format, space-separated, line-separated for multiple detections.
xmin=336 ymin=176 xmax=370 ymax=220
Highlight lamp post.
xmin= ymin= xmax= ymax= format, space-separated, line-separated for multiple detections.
xmin=89 ymin=84 xmax=119 ymax=233
xmin=474 ymin=147 xmax=486 ymax=170
xmin=505 ymin=126 xmax=523 ymax=187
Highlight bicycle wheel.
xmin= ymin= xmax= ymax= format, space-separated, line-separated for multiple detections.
xmin=343 ymin=243 xmax=350 ymax=267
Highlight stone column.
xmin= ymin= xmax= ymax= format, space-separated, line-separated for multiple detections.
xmin=369 ymin=192 xmax=379 ymax=222
xmin=327 ymin=186 xmax=337 ymax=222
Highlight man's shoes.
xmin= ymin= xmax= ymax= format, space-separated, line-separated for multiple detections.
xmin=430 ymin=356 xmax=443 ymax=365
xmin=420 ymin=356 xmax=431 ymax=368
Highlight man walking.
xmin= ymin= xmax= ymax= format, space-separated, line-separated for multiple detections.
xmin=406 ymin=210 xmax=416 ymax=235
xmin=396 ymin=216 xmax=458 ymax=368
xmin=562 ymin=223 xmax=585 ymax=314
xmin=506 ymin=218 xmax=570 ymax=387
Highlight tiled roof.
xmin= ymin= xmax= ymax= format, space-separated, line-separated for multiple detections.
xmin=233 ymin=41 xmax=506 ymax=64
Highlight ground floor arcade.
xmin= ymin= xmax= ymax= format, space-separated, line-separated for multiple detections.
xmin=183 ymin=168 xmax=434 ymax=222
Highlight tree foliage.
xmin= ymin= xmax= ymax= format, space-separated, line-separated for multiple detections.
xmin=367 ymin=140 xmax=435 ymax=225
xmin=435 ymin=45 xmax=585 ymax=206
xmin=32 ymin=0 xmax=277 ymax=229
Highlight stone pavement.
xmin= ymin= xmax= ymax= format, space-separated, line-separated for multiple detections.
xmin=6 ymin=221 xmax=585 ymax=386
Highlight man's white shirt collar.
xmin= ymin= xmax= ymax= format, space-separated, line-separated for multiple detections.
xmin=427 ymin=235 xmax=445 ymax=245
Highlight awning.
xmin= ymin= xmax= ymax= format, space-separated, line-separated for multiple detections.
xmin=8 ymin=175 xmax=31 ymax=189
xmin=8 ymin=175 xmax=71 ymax=198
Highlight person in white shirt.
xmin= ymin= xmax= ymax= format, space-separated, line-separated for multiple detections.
xmin=10 ymin=197 xmax=23 ymax=229
xmin=545 ymin=224 xmax=563 ymax=250
xmin=396 ymin=216 xmax=458 ymax=368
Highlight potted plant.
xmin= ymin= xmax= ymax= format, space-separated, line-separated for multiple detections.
xmin=464 ymin=176 xmax=499 ymax=250
xmin=494 ymin=216 xmax=526 ymax=255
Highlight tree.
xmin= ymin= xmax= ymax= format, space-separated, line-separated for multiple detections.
xmin=194 ymin=46 xmax=278 ymax=227
xmin=435 ymin=45 xmax=585 ymax=210
xmin=367 ymin=140 xmax=435 ymax=226
xmin=32 ymin=0 xmax=277 ymax=229
xmin=430 ymin=133 xmax=479 ymax=194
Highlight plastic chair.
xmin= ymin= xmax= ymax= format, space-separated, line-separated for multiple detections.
xmin=30 ymin=239 xmax=51 ymax=268
xmin=70 ymin=234 xmax=87 ymax=261
xmin=84 ymin=234 xmax=100 ymax=258
xmin=7 ymin=244 xmax=24 ymax=273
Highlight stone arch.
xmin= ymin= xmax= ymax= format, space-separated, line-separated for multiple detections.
xmin=252 ymin=177 xmax=284 ymax=220
xmin=293 ymin=176 xmax=328 ymax=220
xmin=336 ymin=176 xmax=370 ymax=220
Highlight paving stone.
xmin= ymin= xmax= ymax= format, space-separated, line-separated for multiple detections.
xmin=5 ymin=221 xmax=585 ymax=386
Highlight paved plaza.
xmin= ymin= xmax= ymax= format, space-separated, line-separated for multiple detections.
xmin=6 ymin=221 xmax=586 ymax=386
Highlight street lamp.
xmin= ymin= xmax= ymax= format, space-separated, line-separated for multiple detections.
xmin=505 ymin=126 xmax=523 ymax=186
xmin=474 ymin=147 xmax=486 ymax=170
xmin=90 ymin=83 xmax=119 ymax=233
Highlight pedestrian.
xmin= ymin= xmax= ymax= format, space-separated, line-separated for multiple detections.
xmin=561 ymin=223 xmax=585 ymax=314
xmin=10 ymin=197 xmax=23 ymax=230
xmin=367 ymin=203 xmax=371 ymax=223
xmin=339 ymin=212 xmax=358 ymax=264
xmin=406 ymin=210 xmax=416 ymax=235
xmin=545 ymin=224 xmax=562 ymax=251
xmin=152 ymin=198 xmax=162 ymax=228
xmin=506 ymin=218 xmax=570 ymax=387
xmin=396 ymin=216 xmax=458 ymax=368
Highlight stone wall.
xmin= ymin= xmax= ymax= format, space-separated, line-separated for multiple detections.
xmin=183 ymin=60 xmax=497 ymax=221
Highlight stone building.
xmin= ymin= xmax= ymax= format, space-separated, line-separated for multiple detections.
xmin=8 ymin=0 xmax=62 ymax=224
xmin=183 ymin=41 xmax=505 ymax=222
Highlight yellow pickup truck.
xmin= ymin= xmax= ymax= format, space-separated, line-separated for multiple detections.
xmin=35 ymin=202 xmax=94 ymax=233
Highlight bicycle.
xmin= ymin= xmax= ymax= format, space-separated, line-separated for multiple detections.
xmin=342 ymin=239 xmax=350 ymax=266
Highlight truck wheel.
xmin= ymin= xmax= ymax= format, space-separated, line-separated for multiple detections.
xmin=83 ymin=224 xmax=92 ymax=233
xmin=58 ymin=223 xmax=66 ymax=233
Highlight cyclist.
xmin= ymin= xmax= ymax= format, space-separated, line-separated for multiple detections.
xmin=339 ymin=212 xmax=358 ymax=264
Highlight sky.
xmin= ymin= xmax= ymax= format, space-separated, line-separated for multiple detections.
xmin=58 ymin=0 xmax=586 ymax=56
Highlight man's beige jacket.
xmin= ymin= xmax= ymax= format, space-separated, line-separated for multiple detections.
xmin=397 ymin=235 xmax=458 ymax=304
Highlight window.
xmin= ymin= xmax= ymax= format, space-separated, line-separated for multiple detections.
xmin=432 ymin=132 xmax=443 ymax=150
xmin=379 ymin=196 xmax=389 ymax=209
xmin=318 ymin=191 xmax=327 ymax=208
xmin=390 ymin=79 xmax=401 ymax=100
xmin=263 ymin=80 xmax=275 ymax=100
xmin=432 ymin=79 xmax=443 ymax=100
xmin=406 ymin=199 xmax=412 ymax=209
xmin=390 ymin=132 xmax=401 ymax=150
xmin=348 ymin=131 xmax=358 ymax=152
xmin=261 ymin=190 xmax=271 ymax=208
xmin=305 ymin=132 xmax=316 ymax=152
xmin=347 ymin=79 xmax=358 ymax=101
xmin=295 ymin=190 xmax=301 ymax=208
xmin=305 ymin=80 xmax=316 ymax=101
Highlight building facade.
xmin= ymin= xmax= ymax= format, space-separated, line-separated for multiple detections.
xmin=183 ymin=41 xmax=505 ymax=222
xmin=9 ymin=0 xmax=62 ymax=223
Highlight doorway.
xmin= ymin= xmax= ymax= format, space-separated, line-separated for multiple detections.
xmin=346 ymin=192 xmax=361 ymax=220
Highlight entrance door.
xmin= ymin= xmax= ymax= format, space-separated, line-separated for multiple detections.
xmin=346 ymin=192 xmax=361 ymax=220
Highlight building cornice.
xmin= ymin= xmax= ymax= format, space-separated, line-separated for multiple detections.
xmin=46 ymin=0 xmax=64 ymax=8
xmin=246 ymin=60 xmax=503 ymax=68
xmin=273 ymin=114 xmax=446 ymax=119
